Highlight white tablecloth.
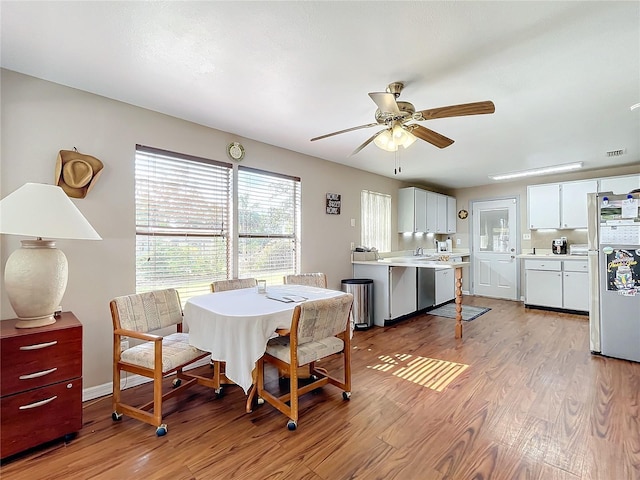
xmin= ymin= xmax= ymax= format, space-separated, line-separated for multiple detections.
xmin=183 ymin=284 xmax=344 ymax=393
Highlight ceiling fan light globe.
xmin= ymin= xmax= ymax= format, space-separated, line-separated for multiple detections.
xmin=374 ymin=129 xmax=398 ymax=151
xmin=400 ymin=131 xmax=417 ymax=148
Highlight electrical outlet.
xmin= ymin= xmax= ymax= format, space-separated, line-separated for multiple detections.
xmin=350 ymin=242 xmax=355 ymax=251
xmin=120 ymin=337 xmax=129 ymax=351
xmin=456 ymin=238 xmax=461 ymax=246
xmin=523 ymin=233 xmax=531 ymax=240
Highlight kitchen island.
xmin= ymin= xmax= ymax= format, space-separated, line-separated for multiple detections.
xmin=352 ymin=254 xmax=470 ymax=339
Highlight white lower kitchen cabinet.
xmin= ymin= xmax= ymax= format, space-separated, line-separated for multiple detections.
xmin=435 ymin=269 xmax=455 ymax=306
xmin=524 ymin=258 xmax=589 ymax=312
xmin=352 ymin=263 xmax=417 ymax=326
xmin=389 ymin=266 xmax=417 ymax=319
xmin=563 ymin=271 xmax=589 ymax=311
xmin=525 ymin=268 xmax=563 ymax=308
xmin=562 ymin=260 xmax=589 ymax=311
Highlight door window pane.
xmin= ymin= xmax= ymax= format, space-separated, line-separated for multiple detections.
xmin=479 ymin=209 xmax=510 ymax=252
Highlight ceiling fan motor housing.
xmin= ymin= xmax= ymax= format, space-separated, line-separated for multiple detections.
xmin=375 ymin=101 xmax=415 ymax=124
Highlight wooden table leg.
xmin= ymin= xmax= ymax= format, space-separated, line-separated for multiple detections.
xmin=455 ymin=266 xmax=463 ymax=339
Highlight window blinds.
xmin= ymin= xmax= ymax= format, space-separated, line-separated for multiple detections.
xmin=237 ymin=166 xmax=301 ymax=284
xmin=135 ymin=146 xmax=232 ymax=301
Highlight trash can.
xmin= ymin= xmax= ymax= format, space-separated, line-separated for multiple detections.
xmin=341 ymin=278 xmax=374 ymax=330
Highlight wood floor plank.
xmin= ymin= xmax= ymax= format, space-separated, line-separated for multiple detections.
xmin=2 ymin=296 xmax=638 ymax=479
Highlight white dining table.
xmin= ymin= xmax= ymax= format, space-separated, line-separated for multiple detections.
xmin=183 ymin=284 xmax=345 ymax=394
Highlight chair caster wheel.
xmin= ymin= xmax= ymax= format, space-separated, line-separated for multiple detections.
xmin=112 ymin=412 xmax=123 ymax=421
xmin=172 ymin=378 xmax=182 ymax=388
xmin=342 ymin=391 xmax=351 ymax=400
xmin=156 ymin=424 xmax=168 ymax=436
xmin=287 ymin=420 xmax=297 ymax=431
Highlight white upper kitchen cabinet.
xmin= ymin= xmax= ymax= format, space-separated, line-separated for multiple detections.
xmin=436 ymin=194 xmax=448 ymax=233
xmin=528 ymin=183 xmax=560 ymax=229
xmin=446 ymin=196 xmax=457 ymax=233
xmin=398 ymin=187 xmax=427 ymax=233
xmin=425 ymin=191 xmax=438 ymax=233
xmin=560 ymin=179 xmax=598 ymax=229
xmin=528 ymin=179 xmax=598 ymax=229
xmin=598 ymin=174 xmax=640 ymax=195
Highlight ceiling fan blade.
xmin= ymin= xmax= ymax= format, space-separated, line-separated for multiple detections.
xmin=410 ymin=125 xmax=455 ymax=149
xmin=369 ymin=92 xmax=400 ymax=114
xmin=417 ymin=101 xmax=495 ymax=120
xmin=310 ymin=122 xmax=380 ymax=142
xmin=349 ymin=130 xmax=385 ymax=156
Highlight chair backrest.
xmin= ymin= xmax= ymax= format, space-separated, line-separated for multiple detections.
xmin=293 ymin=293 xmax=353 ymax=345
xmin=110 ymin=289 xmax=183 ymax=333
xmin=284 ymin=273 xmax=327 ymax=289
xmin=210 ymin=278 xmax=258 ymax=292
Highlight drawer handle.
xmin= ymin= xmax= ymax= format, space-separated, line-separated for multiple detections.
xmin=19 ymin=367 xmax=58 ymax=380
xmin=20 ymin=340 xmax=58 ymax=351
xmin=19 ymin=395 xmax=58 ymax=410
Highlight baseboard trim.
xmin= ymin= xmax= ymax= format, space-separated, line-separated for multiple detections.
xmin=82 ymin=356 xmax=212 ymax=402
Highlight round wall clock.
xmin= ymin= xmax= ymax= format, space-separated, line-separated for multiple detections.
xmin=227 ymin=142 xmax=245 ymax=161
xmin=458 ymin=209 xmax=469 ymax=219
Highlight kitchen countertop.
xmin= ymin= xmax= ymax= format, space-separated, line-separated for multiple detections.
xmin=352 ymin=257 xmax=470 ymax=269
xmin=517 ymin=253 xmax=588 ymax=261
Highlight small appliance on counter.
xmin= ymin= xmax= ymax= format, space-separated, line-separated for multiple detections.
xmin=436 ymin=238 xmax=453 ymax=254
xmin=569 ymin=243 xmax=588 ymax=256
xmin=552 ymin=237 xmax=567 ymax=254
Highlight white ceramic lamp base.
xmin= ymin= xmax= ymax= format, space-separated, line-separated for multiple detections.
xmin=4 ymin=239 xmax=68 ymax=328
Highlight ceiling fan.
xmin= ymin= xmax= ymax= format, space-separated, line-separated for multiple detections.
xmin=310 ymin=82 xmax=495 ymax=156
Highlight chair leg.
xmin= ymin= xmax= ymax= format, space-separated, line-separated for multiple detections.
xmin=112 ymin=363 xmax=122 ymax=419
xmin=288 ymin=363 xmax=299 ymax=430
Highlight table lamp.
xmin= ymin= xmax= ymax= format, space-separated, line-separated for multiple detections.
xmin=0 ymin=183 xmax=102 ymax=328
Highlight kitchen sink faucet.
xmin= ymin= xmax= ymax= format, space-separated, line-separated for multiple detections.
xmin=415 ymin=247 xmax=424 ymax=256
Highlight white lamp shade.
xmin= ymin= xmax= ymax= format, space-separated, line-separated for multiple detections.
xmin=0 ymin=183 xmax=102 ymax=239
xmin=0 ymin=183 xmax=101 ymax=327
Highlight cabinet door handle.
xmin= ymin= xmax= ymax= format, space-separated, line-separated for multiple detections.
xmin=19 ymin=340 xmax=58 ymax=351
xmin=19 ymin=395 xmax=58 ymax=410
xmin=19 ymin=367 xmax=58 ymax=380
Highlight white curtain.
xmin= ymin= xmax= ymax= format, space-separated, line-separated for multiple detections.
xmin=361 ymin=190 xmax=391 ymax=252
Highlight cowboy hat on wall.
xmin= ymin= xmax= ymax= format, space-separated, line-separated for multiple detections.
xmin=55 ymin=149 xmax=104 ymax=199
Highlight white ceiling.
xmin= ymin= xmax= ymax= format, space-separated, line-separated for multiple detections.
xmin=1 ymin=1 xmax=639 ymax=189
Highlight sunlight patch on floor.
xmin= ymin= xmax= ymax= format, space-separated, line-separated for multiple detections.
xmin=368 ymin=353 xmax=469 ymax=392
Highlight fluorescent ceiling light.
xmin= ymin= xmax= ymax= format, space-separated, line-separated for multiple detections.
xmin=488 ymin=162 xmax=583 ymax=181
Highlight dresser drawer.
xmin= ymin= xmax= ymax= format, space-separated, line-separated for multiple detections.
xmin=1 ymin=378 xmax=82 ymax=458
xmin=0 ymin=316 xmax=82 ymax=397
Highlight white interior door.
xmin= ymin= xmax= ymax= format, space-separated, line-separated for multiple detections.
xmin=471 ymin=198 xmax=518 ymax=300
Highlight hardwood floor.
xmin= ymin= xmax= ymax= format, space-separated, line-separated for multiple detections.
xmin=2 ymin=296 xmax=639 ymax=479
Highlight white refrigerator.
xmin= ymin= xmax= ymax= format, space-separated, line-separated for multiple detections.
xmin=587 ymin=192 xmax=640 ymax=362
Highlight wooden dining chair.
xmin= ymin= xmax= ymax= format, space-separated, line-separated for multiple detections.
xmin=283 ymin=272 xmax=328 ymax=288
xmin=256 ymin=293 xmax=354 ymax=430
xmin=110 ymin=289 xmax=217 ymax=436
xmin=211 ymin=278 xmax=257 ymax=292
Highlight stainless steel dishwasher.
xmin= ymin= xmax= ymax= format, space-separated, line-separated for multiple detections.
xmin=417 ymin=268 xmax=435 ymax=310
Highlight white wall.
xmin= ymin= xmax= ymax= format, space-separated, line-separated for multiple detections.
xmin=0 ymin=69 xmax=403 ymax=390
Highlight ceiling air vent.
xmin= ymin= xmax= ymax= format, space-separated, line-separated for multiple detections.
xmin=606 ymin=148 xmax=626 ymax=157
